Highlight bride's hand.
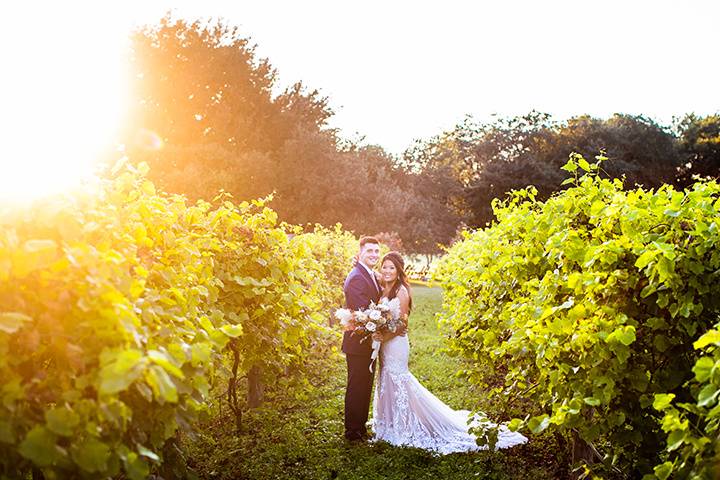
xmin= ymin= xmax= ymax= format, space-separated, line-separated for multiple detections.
xmin=397 ymin=316 xmax=408 ymax=336
xmin=372 ymin=332 xmax=383 ymax=343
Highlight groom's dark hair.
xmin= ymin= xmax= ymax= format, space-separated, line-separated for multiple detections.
xmin=359 ymin=236 xmax=379 ymax=249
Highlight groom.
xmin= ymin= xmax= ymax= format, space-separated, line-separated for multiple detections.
xmin=342 ymin=236 xmax=382 ymax=442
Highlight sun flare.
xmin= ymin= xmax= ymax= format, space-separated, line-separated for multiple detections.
xmin=0 ymin=5 xmax=131 ymax=203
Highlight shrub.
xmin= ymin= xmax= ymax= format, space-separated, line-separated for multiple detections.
xmin=0 ymin=162 xmax=332 ymax=478
xmin=434 ymin=155 xmax=720 ymax=476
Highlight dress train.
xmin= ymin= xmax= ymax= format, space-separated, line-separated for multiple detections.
xmin=371 ymin=334 xmax=527 ymax=454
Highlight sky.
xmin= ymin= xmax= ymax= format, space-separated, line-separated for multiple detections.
xmin=1 ymin=1 xmax=719 ymax=199
xmin=132 ymin=0 xmax=720 ymax=154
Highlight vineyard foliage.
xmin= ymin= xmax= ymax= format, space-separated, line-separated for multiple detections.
xmin=290 ymin=224 xmax=358 ymax=309
xmin=435 ymin=155 xmax=720 ymax=477
xmin=0 ymin=163 xmax=349 ymax=479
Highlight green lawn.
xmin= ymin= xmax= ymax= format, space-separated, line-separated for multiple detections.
xmin=184 ymin=286 xmax=569 ymax=479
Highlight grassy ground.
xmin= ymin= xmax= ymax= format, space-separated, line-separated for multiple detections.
xmin=184 ymin=286 xmax=570 ymax=479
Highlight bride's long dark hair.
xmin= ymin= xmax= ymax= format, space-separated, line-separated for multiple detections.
xmin=382 ymin=251 xmax=412 ymax=312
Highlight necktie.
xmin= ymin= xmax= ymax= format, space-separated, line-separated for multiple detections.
xmin=370 ymin=270 xmax=379 ymax=294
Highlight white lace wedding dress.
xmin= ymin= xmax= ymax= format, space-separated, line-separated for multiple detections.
xmin=370 ymin=306 xmax=527 ymax=454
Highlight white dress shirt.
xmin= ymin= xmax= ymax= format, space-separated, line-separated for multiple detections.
xmin=360 ymin=261 xmax=379 ymax=293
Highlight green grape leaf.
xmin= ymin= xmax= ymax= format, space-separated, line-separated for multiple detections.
xmin=652 ymin=393 xmax=675 ymax=411
xmin=506 ymin=418 xmax=523 ymax=432
xmin=18 ymin=426 xmax=60 ymax=467
xmin=72 ymin=437 xmax=110 ymax=473
xmin=694 ymin=330 xmax=720 ymax=350
xmin=635 ymin=250 xmax=658 ymax=269
xmin=561 ymin=160 xmax=578 ymax=172
xmin=99 ymin=349 xmax=145 ymax=395
xmin=528 ymin=414 xmax=550 ymax=434
xmin=698 ymin=384 xmax=720 ymax=407
xmin=146 ymin=365 xmax=178 ymax=403
xmin=220 ymin=324 xmax=244 ymax=338
xmin=653 ymin=461 xmax=674 ymax=480
xmin=148 ymin=350 xmax=185 ymax=379
xmin=666 ymin=429 xmax=686 ymax=451
xmin=45 ymin=406 xmax=80 ymax=437
xmin=692 ymin=357 xmax=714 ymax=383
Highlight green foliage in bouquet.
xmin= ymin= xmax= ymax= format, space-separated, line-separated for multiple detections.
xmin=434 ymin=154 xmax=720 ymax=476
xmin=0 ymin=162 xmax=332 ymax=479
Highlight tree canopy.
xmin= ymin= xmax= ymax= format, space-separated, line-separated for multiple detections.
xmin=122 ymin=15 xmax=719 ymax=250
xmin=405 ymin=112 xmax=689 ymax=228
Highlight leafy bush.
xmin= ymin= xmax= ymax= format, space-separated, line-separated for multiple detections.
xmin=651 ymin=323 xmax=720 ymax=479
xmin=290 ymin=224 xmax=358 ymax=308
xmin=434 ymin=155 xmax=720 ymax=476
xmin=0 ymin=162 xmax=331 ymax=478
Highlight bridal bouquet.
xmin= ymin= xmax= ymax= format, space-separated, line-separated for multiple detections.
xmin=335 ymin=297 xmax=404 ymax=371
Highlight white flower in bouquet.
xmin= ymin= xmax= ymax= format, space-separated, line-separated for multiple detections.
xmin=366 ymin=321 xmax=377 ymax=332
xmin=376 ymin=302 xmax=390 ymax=312
xmin=334 ymin=308 xmax=353 ymax=327
xmin=355 ymin=311 xmax=368 ymax=322
xmin=368 ymin=309 xmax=382 ymax=321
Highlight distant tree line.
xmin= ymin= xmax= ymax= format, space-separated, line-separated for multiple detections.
xmin=403 ymin=112 xmax=720 ymax=229
xmin=122 ymin=15 xmax=720 ymax=254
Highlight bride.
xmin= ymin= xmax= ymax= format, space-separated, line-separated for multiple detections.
xmin=369 ymin=251 xmax=528 ymax=454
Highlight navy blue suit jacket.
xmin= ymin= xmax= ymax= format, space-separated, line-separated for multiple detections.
xmin=341 ymin=264 xmax=381 ymax=356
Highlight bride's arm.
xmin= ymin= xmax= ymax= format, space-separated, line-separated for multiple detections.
xmin=397 ymin=287 xmax=410 ymax=318
xmin=392 ymin=287 xmax=410 ymax=338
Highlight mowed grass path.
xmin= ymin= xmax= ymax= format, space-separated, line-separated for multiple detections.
xmin=185 ymin=286 xmax=568 ymax=479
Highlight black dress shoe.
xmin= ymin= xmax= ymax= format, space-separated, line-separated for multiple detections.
xmin=344 ymin=437 xmax=364 ymax=445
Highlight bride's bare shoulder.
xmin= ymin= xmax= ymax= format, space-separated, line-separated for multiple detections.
xmin=397 ymin=285 xmax=410 ymax=299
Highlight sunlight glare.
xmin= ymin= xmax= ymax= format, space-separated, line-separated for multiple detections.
xmin=0 ymin=4 xmax=130 ymax=203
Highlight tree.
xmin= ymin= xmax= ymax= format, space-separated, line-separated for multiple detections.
xmin=552 ymin=114 xmax=682 ymax=188
xmin=406 ymin=112 xmax=683 ymax=228
xmin=120 ymin=15 xmax=476 ymax=253
xmin=125 ymin=15 xmax=337 ymax=203
xmin=675 ymin=113 xmax=720 ymax=187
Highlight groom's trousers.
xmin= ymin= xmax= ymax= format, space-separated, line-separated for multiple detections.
xmin=344 ymin=353 xmax=376 ymax=440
